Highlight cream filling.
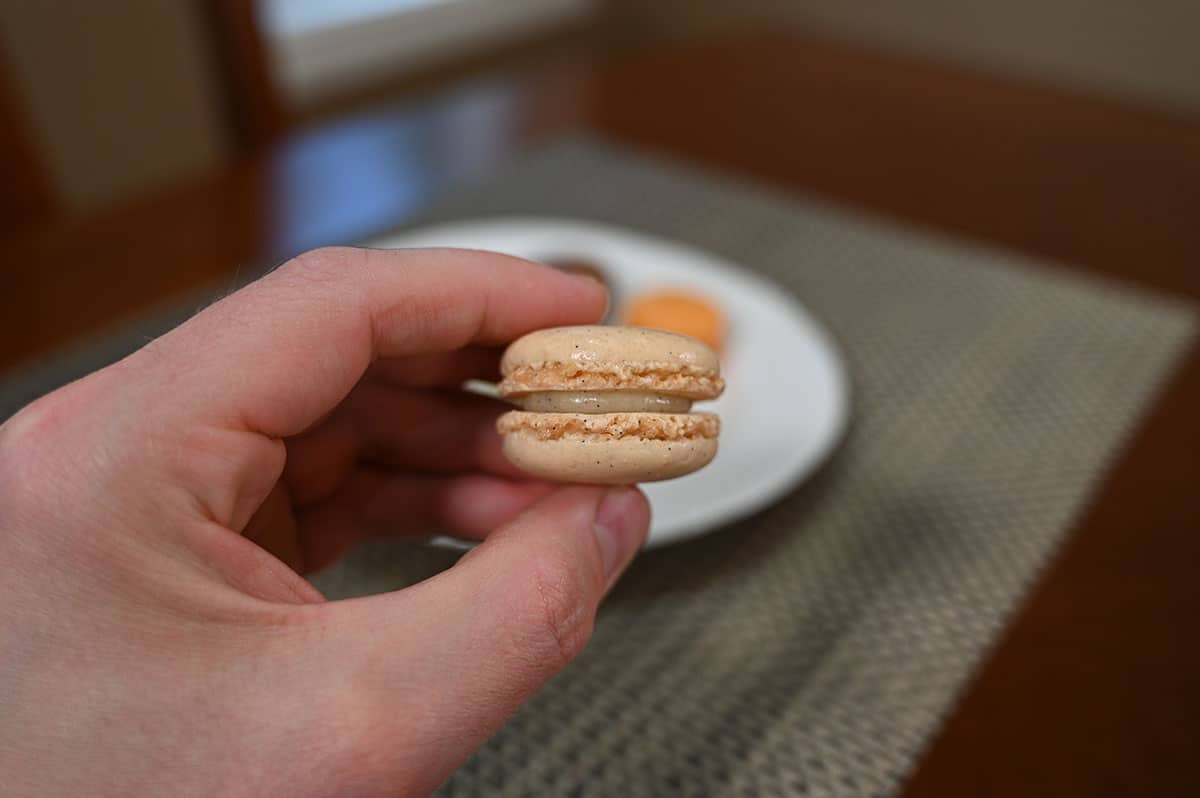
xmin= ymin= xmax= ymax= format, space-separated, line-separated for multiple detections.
xmin=514 ymin=391 xmax=694 ymax=414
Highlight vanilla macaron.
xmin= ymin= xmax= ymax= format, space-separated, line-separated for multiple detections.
xmin=496 ymin=326 xmax=724 ymax=484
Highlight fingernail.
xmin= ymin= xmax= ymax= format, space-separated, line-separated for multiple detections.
xmin=568 ymin=271 xmax=610 ymax=320
xmin=593 ymin=487 xmax=645 ymax=581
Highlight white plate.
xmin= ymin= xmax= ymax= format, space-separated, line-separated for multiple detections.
xmin=369 ymin=218 xmax=850 ymax=548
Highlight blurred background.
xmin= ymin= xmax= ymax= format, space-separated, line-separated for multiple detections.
xmin=3 ymin=0 xmax=1198 ymax=221
xmin=2 ymin=0 xmax=1199 ymax=367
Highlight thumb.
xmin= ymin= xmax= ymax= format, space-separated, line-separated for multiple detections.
xmin=312 ymin=486 xmax=649 ymax=793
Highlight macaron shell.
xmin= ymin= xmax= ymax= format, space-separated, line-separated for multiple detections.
xmin=497 ymin=410 xmax=719 ymax=440
xmin=502 ymin=325 xmax=719 ymax=372
xmin=501 ymin=430 xmax=718 ymax=484
xmin=499 ymin=325 xmax=723 ymax=400
xmin=499 ymin=364 xmax=721 ymax=399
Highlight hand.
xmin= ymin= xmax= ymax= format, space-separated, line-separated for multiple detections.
xmin=0 ymin=247 xmax=650 ymax=797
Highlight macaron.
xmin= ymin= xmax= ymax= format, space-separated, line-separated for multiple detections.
xmin=624 ymin=290 xmax=726 ymax=352
xmin=496 ymin=326 xmax=724 ymax=484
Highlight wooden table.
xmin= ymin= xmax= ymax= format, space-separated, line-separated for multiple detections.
xmin=4 ymin=32 xmax=1199 ymax=797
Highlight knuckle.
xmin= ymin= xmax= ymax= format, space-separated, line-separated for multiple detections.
xmin=0 ymin=371 xmax=127 ymax=526
xmin=279 ymin=246 xmax=365 ymax=287
xmin=514 ymin=550 xmax=596 ymax=672
xmin=0 ymin=395 xmax=70 ymax=523
xmin=1 ymin=390 xmax=72 ymax=464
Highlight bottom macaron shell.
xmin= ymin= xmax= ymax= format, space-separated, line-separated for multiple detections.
xmin=501 ymin=431 xmax=718 ymax=484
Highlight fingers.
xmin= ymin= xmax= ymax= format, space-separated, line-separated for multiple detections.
xmin=308 ymin=486 xmax=649 ymax=792
xmin=349 ymin=385 xmax=516 ymax=475
xmin=101 ymin=246 xmax=601 ymax=531
xmin=129 ymin=247 xmax=606 ymax=439
xmin=294 ymin=471 xmax=556 ymax=572
xmin=365 ymin=346 xmax=501 ymax=389
xmin=283 ymin=383 xmax=520 ymax=506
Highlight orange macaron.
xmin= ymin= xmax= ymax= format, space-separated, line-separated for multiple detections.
xmin=623 ymin=290 xmax=726 ymax=352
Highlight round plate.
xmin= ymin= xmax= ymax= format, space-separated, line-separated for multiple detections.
xmin=369 ymin=218 xmax=850 ymax=548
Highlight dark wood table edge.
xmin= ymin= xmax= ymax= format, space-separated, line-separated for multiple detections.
xmin=901 ymin=337 xmax=1200 ymax=796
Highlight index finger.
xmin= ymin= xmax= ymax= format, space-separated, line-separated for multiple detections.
xmin=128 ymin=246 xmax=607 ymax=438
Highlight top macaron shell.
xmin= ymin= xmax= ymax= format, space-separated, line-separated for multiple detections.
xmin=497 ymin=326 xmax=724 ymax=399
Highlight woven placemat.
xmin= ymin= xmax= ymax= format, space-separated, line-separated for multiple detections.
xmin=3 ymin=138 xmax=1196 ymax=796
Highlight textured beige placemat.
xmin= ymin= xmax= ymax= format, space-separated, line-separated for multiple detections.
xmin=3 ymin=138 xmax=1195 ymax=797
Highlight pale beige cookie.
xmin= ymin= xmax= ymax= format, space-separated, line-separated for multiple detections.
xmin=496 ymin=326 xmax=724 ymax=484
